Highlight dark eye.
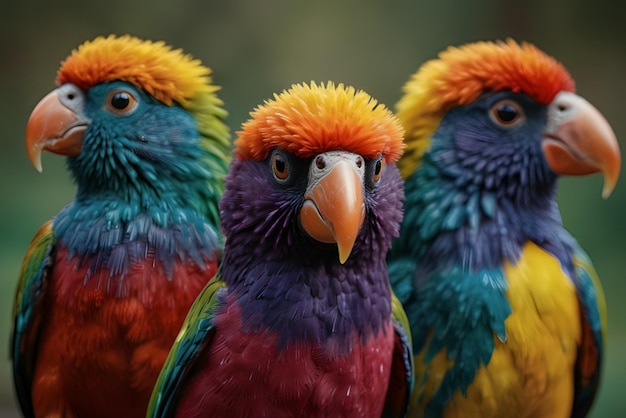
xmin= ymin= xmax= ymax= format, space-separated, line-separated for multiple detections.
xmin=271 ymin=151 xmax=290 ymax=182
xmin=372 ymin=157 xmax=384 ymax=183
xmin=490 ymin=99 xmax=524 ymax=127
xmin=106 ymin=89 xmax=138 ymax=115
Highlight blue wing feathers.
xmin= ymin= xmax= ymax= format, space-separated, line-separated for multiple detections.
xmin=402 ymin=265 xmax=511 ymax=414
xmin=570 ymin=246 xmax=605 ymax=418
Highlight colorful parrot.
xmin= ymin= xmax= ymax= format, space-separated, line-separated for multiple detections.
xmin=387 ymin=40 xmax=620 ymax=418
xmin=11 ymin=35 xmax=231 ymax=418
xmin=146 ymin=81 xmax=414 ymax=418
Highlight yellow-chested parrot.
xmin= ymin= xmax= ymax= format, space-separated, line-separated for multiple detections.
xmin=146 ymin=82 xmax=414 ymax=418
xmin=387 ymin=40 xmax=620 ymax=418
xmin=11 ymin=35 xmax=230 ymax=418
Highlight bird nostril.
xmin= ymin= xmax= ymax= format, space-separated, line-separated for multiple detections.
xmin=356 ymin=157 xmax=363 ymax=168
xmin=558 ymin=104 xmax=568 ymax=112
xmin=316 ymin=155 xmax=326 ymax=169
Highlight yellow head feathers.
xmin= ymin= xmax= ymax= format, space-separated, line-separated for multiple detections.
xmin=396 ymin=39 xmax=575 ymax=178
xmin=236 ymin=81 xmax=405 ymax=163
xmin=56 ymin=34 xmax=220 ymax=109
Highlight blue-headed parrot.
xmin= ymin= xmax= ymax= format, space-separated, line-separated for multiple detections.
xmin=146 ymin=82 xmax=414 ymax=418
xmin=11 ymin=35 xmax=230 ymax=418
xmin=387 ymin=40 xmax=620 ymax=418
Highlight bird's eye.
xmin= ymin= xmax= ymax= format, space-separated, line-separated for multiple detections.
xmin=490 ymin=100 xmax=524 ymax=127
xmin=271 ymin=151 xmax=290 ymax=182
xmin=372 ymin=157 xmax=384 ymax=183
xmin=105 ymin=89 xmax=138 ymax=115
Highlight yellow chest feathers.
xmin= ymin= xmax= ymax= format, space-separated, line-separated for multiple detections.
xmin=412 ymin=242 xmax=582 ymax=418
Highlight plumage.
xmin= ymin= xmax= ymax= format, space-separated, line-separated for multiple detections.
xmin=388 ymin=40 xmax=620 ymax=417
xmin=12 ymin=35 xmax=230 ymax=418
xmin=147 ymin=81 xmax=413 ymax=418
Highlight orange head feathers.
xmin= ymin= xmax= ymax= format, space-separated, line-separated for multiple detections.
xmin=235 ymin=81 xmax=405 ymax=163
xmin=396 ymin=39 xmax=575 ymax=178
xmin=56 ymin=34 xmax=221 ymax=109
xmin=48 ymin=34 xmax=230 ymax=201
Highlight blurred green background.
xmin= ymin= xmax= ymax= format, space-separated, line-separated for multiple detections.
xmin=1 ymin=0 xmax=624 ymax=416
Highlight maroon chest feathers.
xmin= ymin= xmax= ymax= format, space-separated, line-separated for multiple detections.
xmin=175 ymin=299 xmax=395 ymax=417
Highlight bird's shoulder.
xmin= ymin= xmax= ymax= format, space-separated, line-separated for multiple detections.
xmin=11 ymin=220 xmax=56 ymax=417
xmin=146 ymin=277 xmax=226 ymax=418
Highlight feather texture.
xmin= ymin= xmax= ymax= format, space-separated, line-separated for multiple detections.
xmin=388 ymin=40 xmax=614 ymax=418
xmin=148 ymin=82 xmax=413 ymax=418
xmin=12 ymin=35 xmax=230 ymax=418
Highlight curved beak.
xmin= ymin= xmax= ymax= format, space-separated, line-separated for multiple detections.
xmin=300 ymin=152 xmax=366 ymax=264
xmin=542 ymin=91 xmax=621 ymax=198
xmin=26 ymin=84 xmax=89 ymax=172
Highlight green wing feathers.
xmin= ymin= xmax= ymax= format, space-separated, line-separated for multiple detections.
xmin=147 ymin=277 xmax=226 ymax=418
xmin=391 ymin=292 xmax=413 ymax=353
xmin=11 ymin=221 xmax=56 ymax=418
xmin=383 ymin=292 xmax=414 ymax=418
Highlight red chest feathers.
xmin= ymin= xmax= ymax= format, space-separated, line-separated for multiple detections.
xmin=31 ymin=246 xmax=217 ymax=418
xmin=175 ymin=300 xmax=395 ymax=418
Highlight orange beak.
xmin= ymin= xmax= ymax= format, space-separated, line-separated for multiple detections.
xmin=300 ymin=152 xmax=366 ymax=264
xmin=26 ymin=84 xmax=89 ymax=172
xmin=542 ymin=91 xmax=621 ymax=198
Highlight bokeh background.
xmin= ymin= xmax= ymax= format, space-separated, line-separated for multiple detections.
xmin=1 ymin=0 xmax=624 ymax=416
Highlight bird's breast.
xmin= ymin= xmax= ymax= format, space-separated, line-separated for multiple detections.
xmin=175 ymin=298 xmax=396 ymax=418
xmin=415 ymin=241 xmax=581 ymax=418
xmin=31 ymin=245 xmax=217 ymax=418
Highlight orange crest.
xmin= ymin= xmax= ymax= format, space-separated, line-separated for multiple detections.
xmin=236 ymin=81 xmax=404 ymax=163
xmin=396 ymin=39 xmax=575 ymax=178
xmin=56 ymin=34 xmax=219 ymax=108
